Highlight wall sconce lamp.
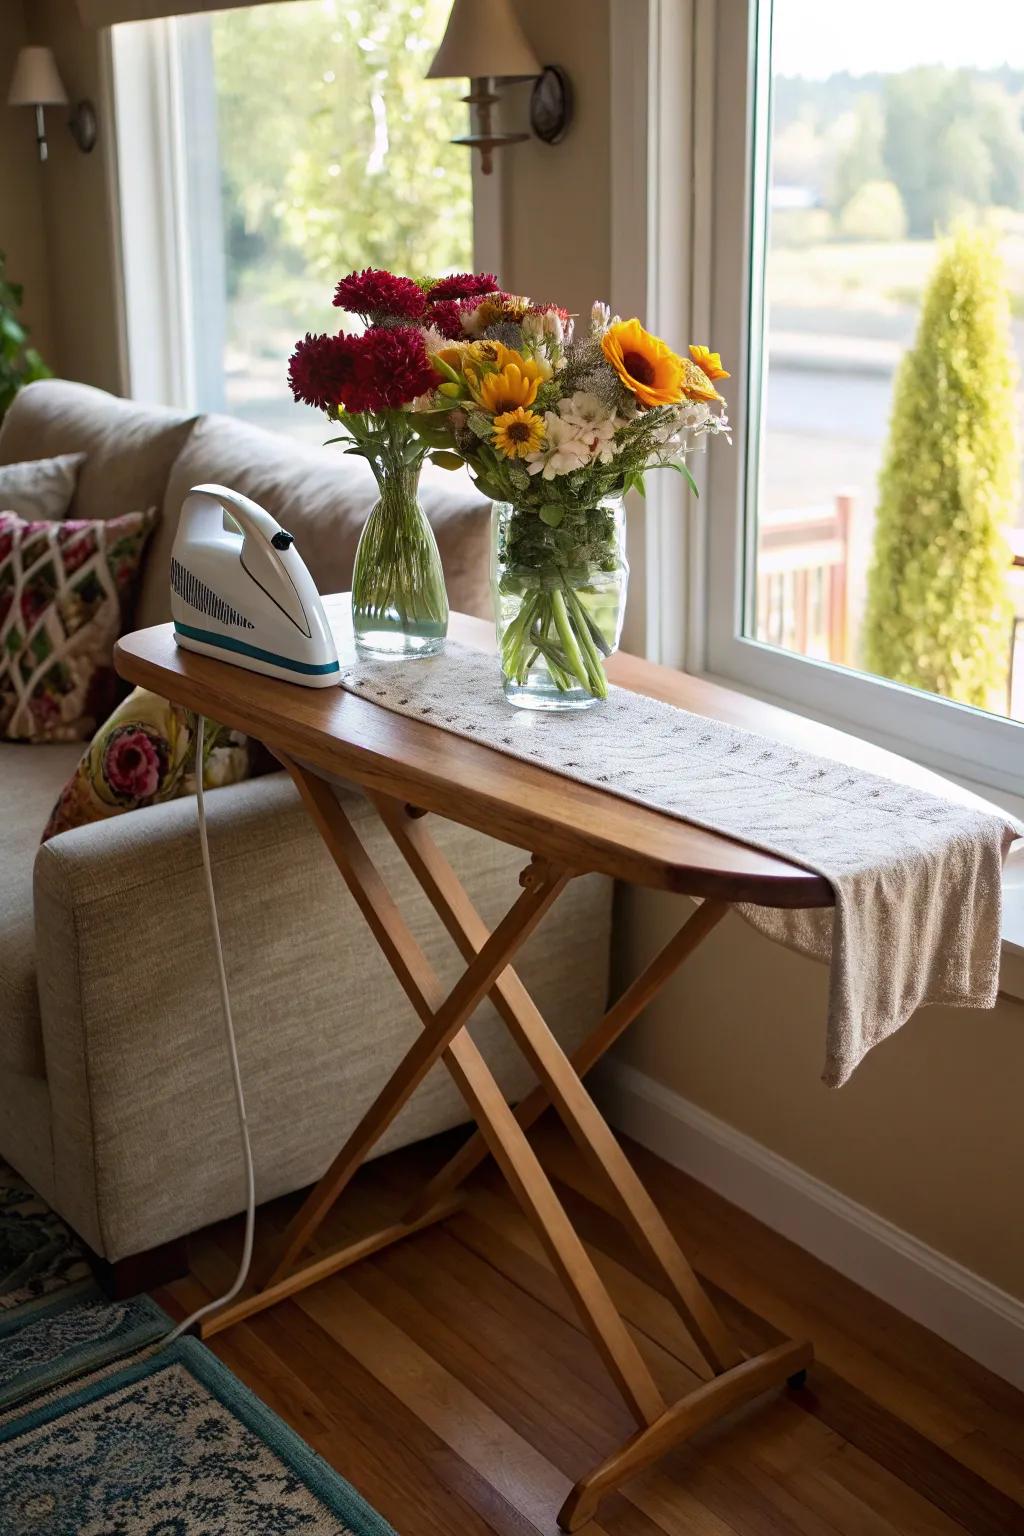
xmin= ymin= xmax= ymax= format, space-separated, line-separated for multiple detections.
xmin=427 ymin=0 xmax=572 ymax=175
xmin=7 ymin=47 xmax=98 ymax=163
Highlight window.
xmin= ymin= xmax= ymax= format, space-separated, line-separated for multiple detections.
xmin=112 ymin=0 xmax=472 ymax=440
xmin=704 ymin=0 xmax=1024 ymax=795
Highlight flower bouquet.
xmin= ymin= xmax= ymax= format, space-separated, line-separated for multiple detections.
xmin=288 ymin=267 xmax=500 ymax=658
xmin=412 ymin=293 xmax=731 ymax=707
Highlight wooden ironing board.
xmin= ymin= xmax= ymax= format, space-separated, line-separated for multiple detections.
xmin=115 ymin=597 xmax=982 ymax=1529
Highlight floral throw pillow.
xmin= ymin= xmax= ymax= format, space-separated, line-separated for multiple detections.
xmin=42 ymin=686 xmax=261 ymax=844
xmin=0 ymin=507 xmax=157 ymax=743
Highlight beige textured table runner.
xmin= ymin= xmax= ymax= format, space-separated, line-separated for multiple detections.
xmin=341 ymin=643 xmax=1022 ymax=1086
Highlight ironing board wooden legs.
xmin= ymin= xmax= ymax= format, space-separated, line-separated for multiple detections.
xmin=197 ymin=757 xmax=812 ymax=1528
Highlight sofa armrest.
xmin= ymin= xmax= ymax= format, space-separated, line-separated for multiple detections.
xmin=32 ymin=772 xmax=322 ymax=1255
xmin=33 ymin=772 xmax=612 ymax=1260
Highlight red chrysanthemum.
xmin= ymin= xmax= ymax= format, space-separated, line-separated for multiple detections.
xmin=288 ymin=332 xmax=362 ymax=410
xmin=423 ymin=299 xmax=466 ymax=339
xmin=332 ymin=268 xmax=426 ymax=321
xmin=343 ymin=326 xmax=438 ymax=412
xmin=426 ymin=271 xmax=499 ymax=302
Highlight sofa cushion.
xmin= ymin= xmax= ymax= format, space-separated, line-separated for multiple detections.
xmin=144 ymin=412 xmax=493 ymax=628
xmin=0 ymin=453 xmax=85 ymax=519
xmin=0 ymin=741 xmax=84 ymax=1078
xmin=0 ymin=380 xmax=196 ymax=539
xmin=42 ymin=685 xmax=260 ymax=843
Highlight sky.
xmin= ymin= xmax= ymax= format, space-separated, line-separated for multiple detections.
xmin=772 ymin=0 xmax=1023 ymax=79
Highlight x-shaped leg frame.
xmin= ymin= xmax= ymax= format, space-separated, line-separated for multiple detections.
xmin=199 ymin=757 xmax=812 ymax=1529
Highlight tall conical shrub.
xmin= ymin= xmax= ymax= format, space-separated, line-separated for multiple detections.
xmin=862 ymin=226 xmax=1018 ymax=709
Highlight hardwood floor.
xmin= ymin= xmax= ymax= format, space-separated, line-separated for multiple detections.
xmin=156 ymin=1119 xmax=1024 ymax=1536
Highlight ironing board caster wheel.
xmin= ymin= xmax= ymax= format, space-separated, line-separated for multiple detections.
xmin=787 ymin=1369 xmax=808 ymax=1390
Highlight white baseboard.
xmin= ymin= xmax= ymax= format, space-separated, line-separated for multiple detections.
xmin=592 ymin=1059 xmax=1024 ymax=1390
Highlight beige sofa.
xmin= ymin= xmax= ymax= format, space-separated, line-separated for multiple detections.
xmin=0 ymin=380 xmax=612 ymax=1282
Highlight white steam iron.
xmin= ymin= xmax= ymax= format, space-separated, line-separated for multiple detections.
xmin=170 ymin=484 xmax=339 ymax=687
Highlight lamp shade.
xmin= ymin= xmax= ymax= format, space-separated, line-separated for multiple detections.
xmin=8 ymin=46 xmax=68 ymax=108
xmin=427 ymin=0 xmax=541 ymax=82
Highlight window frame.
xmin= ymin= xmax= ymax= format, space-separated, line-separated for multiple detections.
xmin=697 ymin=0 xmax=1024 ymax=801
xmin=109 ymin=7 xmax=498 ymax=418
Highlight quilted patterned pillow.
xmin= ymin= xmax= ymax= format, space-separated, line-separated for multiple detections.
xmin=41 ymin=686 xmax=261 ymax=844
xmin=0 ymin=507 xmax=156 ymax=743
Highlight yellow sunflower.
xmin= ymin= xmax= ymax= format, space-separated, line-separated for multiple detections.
xmin=688 ymin=344 xmax=730 ymax=382
xmin=492 ymin=407 xmax=545 ymax=459
xmin=601 ymin=319 xmax=684 ymax=408
xmin=465 ymin=345 xmax=547 ymax=414
xmin=680 ymin=357 xmax=724 ymax=403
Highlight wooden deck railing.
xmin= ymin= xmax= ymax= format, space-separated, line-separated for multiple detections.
xmin=756 ymin=494 xmax=852 ymax=664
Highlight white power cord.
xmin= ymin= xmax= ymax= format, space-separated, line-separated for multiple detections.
xmin=163 ymin=713 xmax=257 ymax=1345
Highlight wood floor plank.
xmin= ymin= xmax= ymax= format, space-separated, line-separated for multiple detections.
xmin=296 ymin=1271 xmax=615 ymax=1536
xmin=534 ymin=1123 xmax=977 ymax=1450
xmin=189 ymin=1232 xmax=543 ymax=1536
xmin=597 ymin=1131 xmax=1024 ymax=1458
xmin=149 ymin=1123 xmax=1022 ymax=1536
xmin=527 ymin=1136 xmax=1024 ymax=1536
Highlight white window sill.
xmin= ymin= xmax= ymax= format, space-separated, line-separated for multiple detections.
xmin=1001 ymin=847 xmax=1024 ymax=1002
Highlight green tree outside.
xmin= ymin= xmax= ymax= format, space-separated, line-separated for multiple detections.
xmin=210 ymin=0 xmax=472 ymax=304
xmin=862 ymin=226 xmax=1019 ymax=709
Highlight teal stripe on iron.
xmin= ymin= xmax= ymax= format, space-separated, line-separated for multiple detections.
xmin=174 ymin=621 xmax=340 ymax=676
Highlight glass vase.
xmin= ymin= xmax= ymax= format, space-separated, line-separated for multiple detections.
xmin=491 ymin=495 xmax=628 ymax=710
xmin=351 ymin=463 xmax=449 ymax=658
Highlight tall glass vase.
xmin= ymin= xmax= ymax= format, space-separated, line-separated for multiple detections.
xmin=352 ymin=462 xmax=449 ymax=658
xmin=491 ymin=495 xmax=628 ymax=710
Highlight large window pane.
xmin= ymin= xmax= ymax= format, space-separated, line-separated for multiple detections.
xmin=177 ymin=0 xmax=472 ymax=439
xmin=750 ymin=0 xmax=1024 ymax=723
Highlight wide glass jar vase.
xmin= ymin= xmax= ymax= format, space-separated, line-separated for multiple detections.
xmin=352 ymin=463 xmax=449 ymax=659
xmin=491 ymin=495 xmax=628 ymax=710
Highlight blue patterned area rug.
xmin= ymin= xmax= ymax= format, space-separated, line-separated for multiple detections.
xmin=0 ymin=1165 xmax=397 ymax=1535
xmin=0 ymin=1338 xmax=396 ymax=1536
xmin=0 ymin=1162 xmax=92 ymax=1321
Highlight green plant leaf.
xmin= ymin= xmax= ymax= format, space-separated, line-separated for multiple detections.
xmin=428 ymin=450 xmax=464 ymax=470
xmin=669 ymin=461 xmax=699 ymax=497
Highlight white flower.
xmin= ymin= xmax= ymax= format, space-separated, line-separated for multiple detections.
xmin=526 ymin=413 xmax=593 ymax=479
xmin=542 ymin=310 xmax=565 ymax=346
xmin=557 ymin=391 xmax=616 ymax=430
xmin=653 ymin=399 xmax=712 ymax=452
xmin=556 ymin=392 xmax=620 ymax=464
xmin=677 ymin=401 xmax=712 ymax=432
xmin=590 ymin=300 xmax=611 ymax=334
xmin=418 ymin=325 xmax=452 ymax=356
xmin=521 ymin=312 xmax=545 ymax=348
xmin=459 ymin=303 xmax=485 ymax=336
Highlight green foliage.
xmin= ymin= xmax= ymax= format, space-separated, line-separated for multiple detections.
xmin=0 ymin=253 xmax=51 ymax=421
xmin=838 ymin=180 xmax=908 ymax=242
xmin=862 ymin=226 xmax=1019 ymax=709
xmin=882 ymin=69 xmax=1024 ymax=235
xmin=831 ymin=96 xmax=886 ymax=213
xmin=779 ymin=67 xmax=1024 ymax=238
xmin=210 ymin=0 xmax=472 ymax=292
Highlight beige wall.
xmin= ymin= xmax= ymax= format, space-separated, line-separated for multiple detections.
xmin=615 ymin=892 xmax=1024 ymax=1300
xmin=494 ymin=0 xmax=611 ymax=319
xmin=1 ymin=0 xmax=122 ymax=391
xmin=0 ymin=0 xmax=54 ymax=360
xmin=27 ymin=0 xmax=124 ymax=392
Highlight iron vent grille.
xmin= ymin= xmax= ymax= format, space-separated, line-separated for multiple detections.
xmin=171 ymin=557 xmax=254 ymax=630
